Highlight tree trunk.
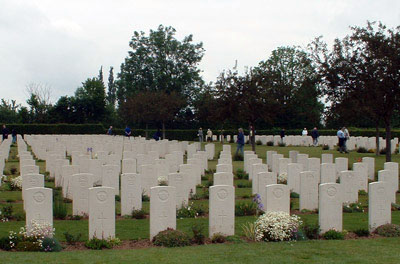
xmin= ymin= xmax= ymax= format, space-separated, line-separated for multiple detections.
xmin=162 ymin=122 xmax=166 ymax=140
xmin=375 ymin=124 xmax=379 ymax=156
xmin=145 ymin=123 xmax=148 ymax=140
xmin=385 ymin=121 xmax=391 ymax=162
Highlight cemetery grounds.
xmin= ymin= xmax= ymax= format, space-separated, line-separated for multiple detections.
xmin=0 ymin=142 xmax=399 ymax=263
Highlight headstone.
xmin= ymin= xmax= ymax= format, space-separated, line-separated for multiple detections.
xmin=168 ymin=173 xmax=189 ymax=208
xmin=378 ymin=170 xmax=397 ymax=203
xmin=257 ymin=172 xmax=277 ymax=207
xmin=353 ymin=162 xmax=368 ymax=192
xmin=121 ymin=173 xmax=142 ymax=216
xmin=266 ymin=151 xmax=277 ymax=171
xmin=72 ymin=173 xmax=94 ymax=216
xmin=216 ymin=164 xmax=233 ymax=173
xmin=297 ymin=154 xmax=309 ymax=171
xmin=362 ymin=157 xmax=375 ymax=180
xmin=321 ymin=154 xmax=333 ymax=164
xmin=287 ymin=163 xmax=303 ymax=193
xmin=308 ymin=158 xmax=321 ymax=182
xmin=271 ymin=154 xmax=283 ymax=173
xmin=251 ymin=163 xmax=268 ymax=194
xmin=335 ymin=158 xmax=348 ymax=179
xmin=340 ymin=171 xmax=358 ymax=203
xmin=102 ymin=165 xmax=120 ymax=195
xmin=320 ymin=163 xmax=336 ymax=183
xmin=89 ymin=187 xmax=115 ymax=239
xmin=150 ymin=186 xmax=176 ymax=240
xmin=25 ymin=187 xmax=53 ymax=235
xmin=265 ymin=184 xmax=290 ymax=214
xmin=300 ymin=171 xmax=318 ymax=210
xmin=213 ymin=172 xmax=234 ymax=186
xmin=319 ymin=183 xmax=342 ymax=233
xmin=209 ymin=185 xmax=235 ymax=237
xmin=369 ymin=182 xmax=391 ymax=232
xmin=140 ymin=164 xmax=158 ymax=196
xmin=289 ymin=151 xmax=299 ymax=163
xmin=22 ymin=173 xmax=44 ymax=200
xmin=384 ymin=162 xmax=399 ymax=201
xmin=122 ymin=159 xmax=137 ymax=174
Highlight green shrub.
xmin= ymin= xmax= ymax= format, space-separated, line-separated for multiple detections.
xmin=85 ymin=237 xmax=120 ymax=250
xmin=6 ymin=199 xmax=15 ymax=203
xmin=142 ymin=193 xmax=150 ymax=202
xmin=53 ymin=198 xmax=67 ymax=219
xmin=256 ymin=140 xmax=262 ymax=145
xmin=211 ymin=233 xmax=226 ymax=243
xmin=302 ymin=221 xmax=320 ymax=240
xmin=71 ymin=215 xmax=83 ymax=220
xmin=293 ymin=230 xmax=308 ymax=241
xmin=152 ymin=228 xmax=191 ymax=247
xmin=379 ymin=148 xmax=387 ymax=155
xmin=241 ymin=222 xmax=257 ymax=241
xmin=290 ymin=192 xmax=299 ymax=198
xmin=358 ymin=190 xmax=367 ymax=196
xmin=374 ymin=224 xmax=400 ymax=237
xmin=267 ymin=141 xmax=274 ymax=146
xmin=63 ymin=232 xmax=82 ymax=245
xmin=10 ymin=166 xmax=17 ymax=175
xmin=14 ymin=212 xmax=25 ymax=221
xmin=278 ymin=142 xmax=286 ymax=147
xmin=357 ymin=147 xmax=368 ymax=153
xmin=41 ymin=237 xmax=62 ymax=252
xmin=0 ymin=236 xmax=13 ymax=250
xmin=131 ymin=209 xmax=147 ymax=219
xmin=322 ymin=230 xmax=344 ymax=240
xmin=235 ymin=201 xmax=257 ymax=216
xmin=229 ymin=137 xmax=234 ymax=143
xmin=16 ymin=241 xmax=41 ymax=251
xmin=391 ymin=203 xmax=400 ymax=211
xmin=353 ymin=228 xmax=370 ymax=237
xmin=1 ymin=204 xmax=13 ymax=219
xmin=235 ymin=169 xmax=248 ymax=180
xmin=322 ymin=144 xmax=330 ymax=150
xmin=236 ymin=182 xmax=251 ymax=188
xmin=233 ymin=153 xmax=244 ymax=161
xmin=177 ymin=203 xmax=206 ymax=218
xmin=115 ymin=195 xmax=121 ymax=202
xmin=343 ymin=202 xmax=364 ymax=213
xmin=191 ymin=223 xmax=206 ymax=245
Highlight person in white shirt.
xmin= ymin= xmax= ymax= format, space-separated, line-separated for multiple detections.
xmin=302 ymin=128 xmax=308 ymax=136
xmin=207 ymin=129 xmax=213 ymax=142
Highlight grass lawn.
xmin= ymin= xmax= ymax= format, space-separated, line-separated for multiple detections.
xmin=0 ymin=141 xmax=400 ymax=263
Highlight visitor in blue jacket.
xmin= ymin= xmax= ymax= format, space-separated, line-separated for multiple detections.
xmin=236 ymin=128 xmax=245 ymax=156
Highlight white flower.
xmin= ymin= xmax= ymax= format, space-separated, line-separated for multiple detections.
xmin=10 ymin=176 xmax=22 ymax=189
xmin=254 ymin=211 xmax=301 ymax=242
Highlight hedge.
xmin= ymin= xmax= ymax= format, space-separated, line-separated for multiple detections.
xmin=2 ymin=124 xmax=399 ymax=141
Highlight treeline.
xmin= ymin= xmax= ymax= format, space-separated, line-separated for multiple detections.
xmin=1 ymin=22 xmax=400 ymax=159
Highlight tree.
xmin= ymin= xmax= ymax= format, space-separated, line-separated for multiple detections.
xmin=74 ymin=78 xmax=107 ymax=123
xmin=107 ymin=66 xmax=116 ymax=106
xmin=116 ymin=25 xmax=205 ymax=109
xmin=0 ymin=99 xmax=20 ymax=123
xmin=213 ymin=69 xmax=278 ymax=151
xmin=26 ymin=82 xmax=53 ymax=123
xmin=255 ymin=47 xmax=323 ymax=129
xmin=98 ymin=66 xmax=104 ymax=84
xmin=310 ymin=21 xmax=400 ymax=161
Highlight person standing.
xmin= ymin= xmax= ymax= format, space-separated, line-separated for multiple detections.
xmin=107 ymin=126 xmax=113 ymax=135
xmin=302 ymin=128 xmax=308 ymax=136
xmin=198 ymin=128 xmax=204 ymax=143
xmin=207 ymin=129 xmax=213 ymax=142
xmin=337 ymin=127 xmax=347 ymax=153
xmin=124 ymin=125 xmax=132 ymax=137
xmin=280 ymin=128 xmax=285 ymax=144
xmin=11 ymin=129 xmax=17 ymax=144
xmin=311 ymin=127 xmax=319 ymax=146
xmin=153 ymin=129 xmax=161 ymax=141
xmin=2 ymin=124 xmax=9 ymax=141
xmin=236 ymin=128 xmax=245 ymax=156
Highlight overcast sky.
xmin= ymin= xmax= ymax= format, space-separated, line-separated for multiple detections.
xmin=1 ymin=0 xmax=399 ymax=106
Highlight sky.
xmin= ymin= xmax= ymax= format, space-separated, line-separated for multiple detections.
xmin=1 ymin=0 xmax=399 ymax=106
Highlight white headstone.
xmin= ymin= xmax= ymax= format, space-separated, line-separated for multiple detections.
xmin=265 ymin=184 xmax=290 ymax=214
xmin=121 ymin=173 xmax=142 ymax=216
xmin=287 ymin=163 xmax=303 ymax=193
xmin=321 ymin=154 xmax=333 ymax=164
xmin=320 ymin=163 xmax=336 ymax=184
xmin=213 ymin=172 xmax=234 ymax=186
xmin=150 ymin=186 xmax=176 ymax=240
xmin=340 ymin=171 xmax=358 ymax=203
xmin=369 ymin=181 xmax=391 ymax=231
xmin=335 ymin=157 xmax=348 ymax=179
xmin=168 ymin=173 xmax=189 ymax=208
xmin=362 ymin=157 xmax=375 ymax=180
xmin=353 ymin=162 xmax=368 ymax=192
xmin=300 ymin=171 xmax=318 ymax=211
xmin=89 ymin=187 xmax=115 ymax=239
xmin=209 ymin=185 xmax=235 ymax=237
xmin=25 ymin=187 xmax=53 ymax=235
xmin=72 ymin=173 xmax=94 ymax=216
xmin=319 ymin=183 xmax=342 ymax=233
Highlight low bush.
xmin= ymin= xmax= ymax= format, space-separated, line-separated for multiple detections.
xmin=357 ymin=147 xmax=368 ymax=153
xmin=267 ymin=141 xmax=274 ymax=146
xmin=278 ymin=142 xmax=286 ymax=147
xmin=379 ymin=148 xmax=387 ymax=155
xmin=301 ymin=221 xmax=320 ymax=240
xmin=16 ymin=241 xmax=42 ymax=252
xmin=85 ymin=237 xmax=120 ymax=250
xmin=115 ymin=195 xmax=121 ymax=202
xmin=235 ymin=169 xmax=248 ymax=180
xmin=64 ymin=232 xmax=82 ymax=245
xmin=0 ymin=204 xmax=13 ymax=220
xmin=353 ymin=228 xmax=370 ymax=237
xmin=290 ymin=192 xmax=300 ymax=198
xmin=235 ymin=201 xmax=257 ymax=216
xmin=292 ymin=230 xmax=308 ymax=241
xmin=241 ymin=222 xmax=257 ymax=241
xmin=343 ymin=202 xmax=364 ymax=213
xmin=153 ymin=228 xmax=191 ymax=247
xmin=131 ymin=209 xmax=147 ymax=219
xmin=211 ymin=233 xmax=226 ymax=243
xmin=254 ymin=211 xmax=302 ymax=242
xmin=41 ymin=237 xmax=62 ymax=252
xmin=256 ymin=140 xmax=262 ymax=145
xmin=374 ymin=224 xmax=400 ymax=237
xmin=236 ymin=182 xmax=252 ymax=188
xmin=322 ymin=144 xmax=330 ymax=150
xmin=0 ymin=236 xmax=14 ymax=250
xmin=177 ymin=203 xmax=206 ymax=218
xmin=10 ymin=166 xmax=17 ymax=175
xmin=142 ymin=193 xmax=150 ymax=202
xmin=191 ymin=223 xmax=206 ymax=245
xmin=358 ymin=190 xmax=367 ymax=196
xmin=322 ymin=230 xmax=344 ymax=240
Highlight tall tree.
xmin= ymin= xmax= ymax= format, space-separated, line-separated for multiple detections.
xmin=116 ymin=25 xmax=205 ymax=109
xmin=25 ymin=82 xmax=53 ymax=123
xmin=310 ymin=21 xmax=400 ymax=161
xmin=255 ymin=46 xmax=323 ymax=129
xmin=0 ymin=99 xmax=20 ymax=123
xmin=107 ymin=66 xmax=116 ymax=106
xmin=98 ymin=66 xmax=104 ymax=84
